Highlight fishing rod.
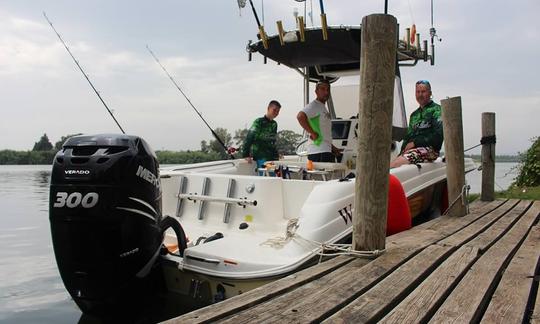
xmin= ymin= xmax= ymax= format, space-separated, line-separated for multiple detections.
xmin=247 ymin=0 xmax=268 ymax=49
xmin=145 ymin=45 xmax=235 ymax=159
xmin=429 ymin=0 xmax=440 ymax=65
xmin=43 ymin=12 xmax=126 ymax=134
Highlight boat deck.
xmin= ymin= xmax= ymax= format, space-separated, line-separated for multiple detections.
xmin=166 ymin=199 xmax=540 ymax=323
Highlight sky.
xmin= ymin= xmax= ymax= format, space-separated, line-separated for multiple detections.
xmin=0 ymin=0 xmax=538 ymax=155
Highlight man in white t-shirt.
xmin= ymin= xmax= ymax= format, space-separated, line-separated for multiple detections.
xmin=296 ymin=80 xmax=341 ymax=162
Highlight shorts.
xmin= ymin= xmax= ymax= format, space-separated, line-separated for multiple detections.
xmin=402 ymin=147 xmax=439 ymax=164
xmin=307 ymin=152 xmax=336 ymax=163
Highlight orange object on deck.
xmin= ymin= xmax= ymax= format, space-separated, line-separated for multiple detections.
xmin=307 ymin=159 xmax=314 ymax=171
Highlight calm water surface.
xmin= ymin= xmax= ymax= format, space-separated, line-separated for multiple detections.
xmin=0 ymin=163 xmax=519 ymax=323
xmin=465 ymin=162 xmax=518 ymax=194
xmin=0 ymin=165 xmax=80 ymax=323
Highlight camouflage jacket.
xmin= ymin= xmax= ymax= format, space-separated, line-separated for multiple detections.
xmin=401 ymin=101 xmax=444 ymax=153
xmin=242 ymin=116 xmax=278 ymax=161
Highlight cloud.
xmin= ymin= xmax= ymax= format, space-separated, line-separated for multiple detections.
xmin=0 ymin=15 xmax=63 ymax=75
xmin=0 ymin=2 xmax=538 ymax=155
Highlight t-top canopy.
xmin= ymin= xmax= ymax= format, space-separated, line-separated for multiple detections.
xmin=249 ymin=25 xmax=417 ymax=81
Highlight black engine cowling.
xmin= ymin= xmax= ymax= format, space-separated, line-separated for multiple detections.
xmin=49 ymin=134 xmax=178 ymax=315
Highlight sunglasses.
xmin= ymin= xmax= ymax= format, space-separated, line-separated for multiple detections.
xmin=416 ymin=80 xmax=430 ymax=85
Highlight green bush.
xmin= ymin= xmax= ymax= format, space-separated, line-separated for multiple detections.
xmin=0 ymin=150 xmax=57 ymax=164
xmin=156 ymin=150 xmax=221 ymax=164
xmin=513 ymin=137 xmax=540 ymax=187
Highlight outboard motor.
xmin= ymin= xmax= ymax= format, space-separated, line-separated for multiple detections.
xmin=49 ymin=134 xmax=183 ymax=315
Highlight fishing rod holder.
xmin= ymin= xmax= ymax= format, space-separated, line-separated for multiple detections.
xmin=178 ymin=193 xmax=257 ymax=208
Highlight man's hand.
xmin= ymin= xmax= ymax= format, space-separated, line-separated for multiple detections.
xmin=332 ymin=145 xmax=343 ymax=156
xmin=402 ymin=141 xmax=415 ymax=153
xmin=309 ymin=132 xmax=319 ymax=141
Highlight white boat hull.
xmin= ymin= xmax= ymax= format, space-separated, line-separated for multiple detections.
xmin=158 ymin=157 xmax=476 ymax=303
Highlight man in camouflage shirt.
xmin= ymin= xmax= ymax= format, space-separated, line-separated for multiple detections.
xmin=242 ymin=100 xmax=281 ymax=167
xmin=390 ymin=80 xmax=443 ymax=168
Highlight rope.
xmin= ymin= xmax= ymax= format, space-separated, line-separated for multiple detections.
xmin=464 ymin=135 xmax=497 ymax=153
xmin=480 ymin=135 xmax=496 ymax=145
xmin=260 ymin=218 xmax=299 ymax=249
xmin=294 ymin=235 xmax=386 ymax=259
xmin=463 ymin=143 xmax=482 ymax=153
xmin=443 ymin=183 xmax=470 ymax=216
xmin=260 ymin=218 xmax=385 ymax=259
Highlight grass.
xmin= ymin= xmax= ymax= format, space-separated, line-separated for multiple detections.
xmin=468 ymin=186 xmax=540 ymax=202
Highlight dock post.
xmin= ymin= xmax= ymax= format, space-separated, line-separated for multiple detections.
xmin=353 ymin=14 xmax=397 ymax=252
xmin=481 ymin=112 xmax=496 ymax=201
xmin=441 ymin=96 xmax=467 ymax=217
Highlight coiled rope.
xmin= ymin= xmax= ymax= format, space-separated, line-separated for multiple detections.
xmin=261 ymin=218 xmax=385 ymax=260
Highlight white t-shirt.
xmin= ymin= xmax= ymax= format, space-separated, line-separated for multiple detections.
xmin=302 ymin=99 xmax=332 ymax=154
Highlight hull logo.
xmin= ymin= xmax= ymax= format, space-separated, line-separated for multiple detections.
xmin=65 ymin=169 xmax=90 ymax=175
xmin=338 ymin=204 xmax=353 ymax=224
xmin=136 ymin=166 xmax=160 ymax=189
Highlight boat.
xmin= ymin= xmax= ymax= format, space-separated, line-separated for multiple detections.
xmin=48 ymin=16 xmax=475 ymax=315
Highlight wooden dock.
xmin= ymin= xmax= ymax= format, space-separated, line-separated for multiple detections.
xmin=166 ymin=199 xmax=540 ymax=323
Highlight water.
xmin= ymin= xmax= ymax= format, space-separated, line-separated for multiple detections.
xmin=0 ymin=165 xmax=206 ymax=324
xmin=0 ymin=163 xmax=519 ymax=323
xmin=0 ymin=165 xmax=80 ymax=324
xmin=465 ymin=162 xmax=519 ymax=194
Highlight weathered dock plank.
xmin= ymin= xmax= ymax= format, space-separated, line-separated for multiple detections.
xmin=430 ymin=200 xmax=540 ymax=323
xmin=323 ymin=244 xmax=459 ymax=323
xmin=216 ymin=250 xmax=409 ymax=324
xmin=376 ymin=246 xmax=479 ymax=324
xmin=377 ymin=199 xmax=531 ymax=323
xmin=163 ymin=255 xmax=356 ymax=323
xmin=482 ymin=225 xmax=540 ymax=323
xmin=169 ymin=200 xmax=511 ymax=323
xmin=324 ymin=199 xmax=520 ymax=323
xmin=385 ymin=199 xmax=506 ymax=248
xmin=437 ymin=199 xmax=520 ymax=248
xmin=166 ymin=199 xmax=521 ymax=324
xmin=216 ymin=201 xmax=510 ymax=323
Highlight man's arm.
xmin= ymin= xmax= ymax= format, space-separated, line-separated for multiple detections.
xmin=296 ymin=111 xmax=318 ymax=140
xmin=331 ymin=144 xmax=343 ymax=157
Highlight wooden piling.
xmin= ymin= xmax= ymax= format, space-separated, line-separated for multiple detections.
xmin=441 ymin=96 xmax=467 ymax=217
xmin=353 ymin=14 xmax=397 ymax=252
xmin=481 ymin=112 xmax=496 ymax=201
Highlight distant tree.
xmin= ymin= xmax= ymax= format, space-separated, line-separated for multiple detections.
xmin=32 ymin=133 xmax=53 ymax=151
xmin=233 ymin=128 xmax=249 ymax=153
xmin=200 ymin=140 xmax=209 ymax=153
xmin=276 ymin=130 xmax=303 ymax=155
xmin=54 ymin=133 xmax=83 ymax=150
xmin=204 ymin=128 xmax=233 ymax=159
xmin=156 ymin=150 xmax=221 ymax=164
